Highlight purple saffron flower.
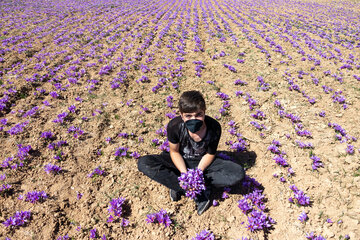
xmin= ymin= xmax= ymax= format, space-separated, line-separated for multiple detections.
xmin=41 ymin=131 xmax=54 ymax=139
xmin=44 ymin=163 xmax=62 ymax=174
xmin=2 ymin=211 xmax=31 ymax=227
xmin=89 ymin=228 xmax=97 ymax=239
xmin=107 ymin=197 xmax=129 ymax=226
xmin=22 ymin=191 xmax=48 ymax=203
xmin=222 ymin=191 xmax=229 ymax=199
xmin=76 ymin=191 xmax=83 ymax=200
xmin=0 ymin=118 xmax=8 ymax=125
xmin=346 ymin=144 xmax=355 ymax=154
xmin=88 ymin=166 xmax=105 ymax=178
xmin=114 ymin=147 xmax=129 ymax=158
xmin=130 ymin=151 xmax=140 ymax=159
xmin=0 ymin=184 xmax=12 ymax=193
xmin=56 ymin=235 xmax=70 ymax=240
xmin=298 ymin=211 xmax=308 ymax=223
xmin=290 ymin=185 xmax=310 ymax=206
xmin=50 ymin=91 xmax=59 ymax=98
xmin=146 ymin=209 xmax=171 ymax=228
xmin=191 ymin=230 xmax=215 ymax=240
xmin=68 ymin=105 xmax=76 ymax=113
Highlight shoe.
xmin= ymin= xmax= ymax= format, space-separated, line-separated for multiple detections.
xmin=195 ymin=189 xmax=211 ymax=215
xmin=170 ymin=189 xmax=182 ymax=202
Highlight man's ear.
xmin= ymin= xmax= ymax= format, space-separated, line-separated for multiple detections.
xmin=180 ymin=112 xmax=185 ymax=121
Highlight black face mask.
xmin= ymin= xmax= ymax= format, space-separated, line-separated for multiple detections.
xmin=185 ymin=119 xmax=203 ymax=133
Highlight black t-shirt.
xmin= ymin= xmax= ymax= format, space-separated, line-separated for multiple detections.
xmin=167 ymin=115 xmax=221 ymax=160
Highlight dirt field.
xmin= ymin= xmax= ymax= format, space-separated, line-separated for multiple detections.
xmin=0 ymin=0 xmax=359 ymax=239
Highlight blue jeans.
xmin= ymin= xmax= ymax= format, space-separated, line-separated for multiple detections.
xmin=137 ymin=151 xmax=245 ymax=192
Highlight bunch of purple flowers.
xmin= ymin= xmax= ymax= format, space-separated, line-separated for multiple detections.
xmin=87 ymin=166 xmax=105 ymax=178
xmin=114 ymin=146 xmax=129 ymax=158
xmin=238 ymin=176 xmax=276 ymax=232
xmin=296 ymin=141 xmax=314 ymax=149
xmin=238 ymin=189 xmax=275 ymax=232
xmin=298 ymin=211 xmax=308 ymax=223
xmin=193 ymin=61 xmax=205 ymax=77
xmin=305 ymin=232 xmax=326 ymax=240
xmin=257 ymin=76 xmax=270 ymax=91
xmin=44 ymin=163 xmax=62 ymax=174
xmin=289 ymin=185 xmax=310 ymax=206
xmin=223 ymin=63 xmax=237 ymax=72
xmin=17 ymin=144 xmax=32 ymax=161
xmin=145 ymin=209 xmax=172 ymax=228
xmin=0 ymin=184 xmax=12 ymax=194
xmin=191 ymin=230 xmax=215 ymax=240
xmin=7 ymin=120 xmax=29 ymax=135
xmin=268 ymin=140 xmax=288 ymax=167
xmin=251 ymin=110 xmax=266 ymax=120
xmin=310 ymin=154 xmax=323 ymax=170
xmin=107 ymin=197 xmax=129 ymax=227
xmin=178 ymin=168 xmax=206 ymax=199
xmin=2 ymin=211 xmax=31 ymax=228
xmin=40 ymin=131 xmax=54 ymax=139
xmin=67 ymin=126 xmax=84 ymax=138
xmin=19 ymin=190 xmax=48 ymax=203
xmin=56 ymin=235 xmax=70 ymax=240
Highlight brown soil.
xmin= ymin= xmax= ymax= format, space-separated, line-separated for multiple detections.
xmin=0 ymin=0 xmax=359 ymax=239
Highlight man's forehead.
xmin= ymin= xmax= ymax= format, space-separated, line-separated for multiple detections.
xmin=182 ymin=110 xmax=204 ymax=115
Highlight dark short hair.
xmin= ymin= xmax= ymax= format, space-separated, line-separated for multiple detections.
xmin=178 ymin=90 xmax=206 ymax=113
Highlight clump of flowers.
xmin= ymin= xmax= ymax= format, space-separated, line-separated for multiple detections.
xmin=267 ymin=140 xmax=288 ymax=167
xmin=53 ymin=112 xmax=68 ymax=124
xmin=0 ymin=184 xmax=12 ymax=194
xmin=193 ymin=61 xmax=205 ymax=77
xmin=89 ymin=228 xmax=97 ymax=238
xmin=238 ymin=176 xmax=275 ymax=232
xmin=44 ymin=163 xmax=62 ymax=174
xmin=223 ymin=63 xmax=237 ymax=73
xmin=289 ymin=185 xmax=310 ymax=206
xmin=191 ymin=230 xmax=215 ymax=240
xmin=251 ymin=110 xmax=266 ymax=120
xmin=257 ymin=76 xmax=270 ymax=91
xmin=305 ymin=232 xmax=327 ymax=240
xmin=346 ymin=144 xmax=355 ymax=155
xmin=114 ymin=146 xmax=129 ymax=158
xmin=310 ymin=154 xmax=323 ymax=170
xmin=7 ymin=121 xmax=29 ymax=135
xmin=56 ymin=235 xmax=70 ymax=240
xmin=67 ymin=126 xmax=84 ymax=138
xmin=107 ymin=197 xmax=129 ymax=227
xmin=2 ymin=211 xmax=31 ymax=228
xmin=40 ymin=131 xmax=55 ymax=139
xmin=145 ymin=209 xmax=172 ymax=228
xmin=87 ymin=166 xmax=106 ymax=178
xmin=178 ymin=168 xmax=206 ymax=199
xmin=296 ymin=141 xmax=314 ymax=149
xmin=298 ymin=211 xmax=308 ymax=223
xmin=18 ymin=191 xmax=48 ymax=203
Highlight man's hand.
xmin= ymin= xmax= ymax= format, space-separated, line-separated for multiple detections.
xmin=197 ymin=153 xmax=216 ymax=171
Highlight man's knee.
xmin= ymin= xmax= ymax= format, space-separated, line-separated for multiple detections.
xmin=137 ymin=156 xmax=148 ymax=174
xmin=228 ymin=163 xmax=245 ymax=186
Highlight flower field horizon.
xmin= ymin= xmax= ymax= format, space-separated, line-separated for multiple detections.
xmin=0 ymin=0 xmax=359 ymax=239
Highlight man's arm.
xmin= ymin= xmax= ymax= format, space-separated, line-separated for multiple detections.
xmin=197 ymin=153 xmax=216 ymax=171
xmin=169 ymin=142 xmax=187 ymax=173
